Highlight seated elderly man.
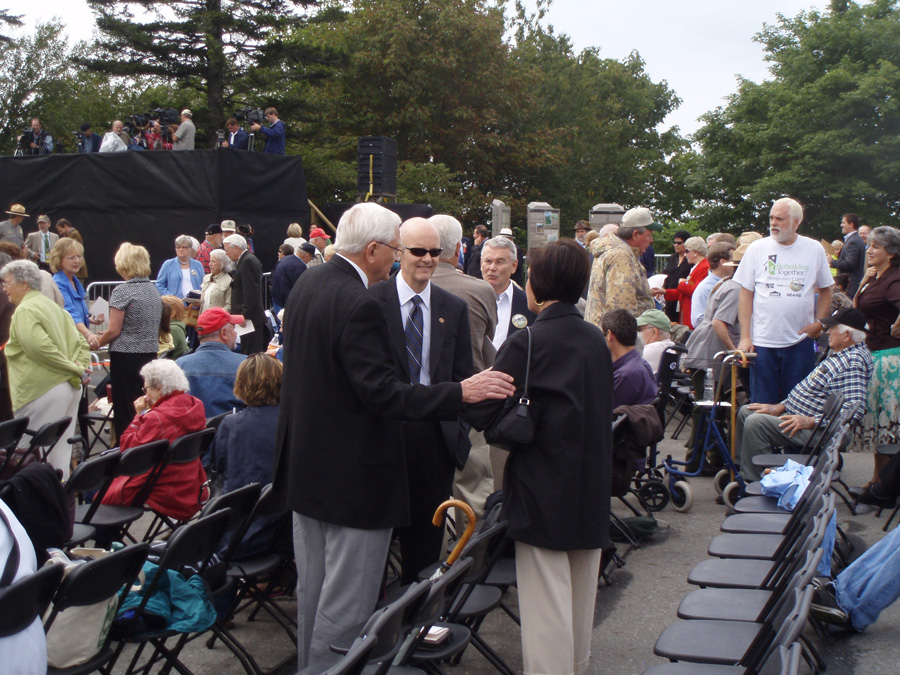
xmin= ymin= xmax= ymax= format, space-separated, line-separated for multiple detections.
xmin=636 ymin=309 xmax=674 ymax=376
xmin=601 ymin=308 xmax=657 ymax=408
xmin=736 ymin=307 xmax=872 ymax=482
xmin=175 ymin=307 xmax=247 ymax=417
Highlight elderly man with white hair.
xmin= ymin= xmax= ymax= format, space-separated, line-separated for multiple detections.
xmin=736 ymin=307 xmax=872 ymax=481
xmin=273 ymin=203 xmax=515 ymax=672
xmin=224 ymin=233 xmax=271 ymax=354
xmin=735 ymin=197 xmax=834 ymax=403
xmin=429 ymin=214 xmax=502 ymax=518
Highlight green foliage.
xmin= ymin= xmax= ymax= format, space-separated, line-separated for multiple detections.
xmin=0 ymin=8 xmax=23 ymax=43
xmin=83 ymin=0 xmax=319 ymax=143
xmin=693 ymin=0 xmax=900 ymax=238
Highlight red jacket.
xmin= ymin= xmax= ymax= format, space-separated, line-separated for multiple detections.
xmin=103 ymin=391 xmax=207 ymax=521
xmin=663 ymin=258 xmax=709 ymax=329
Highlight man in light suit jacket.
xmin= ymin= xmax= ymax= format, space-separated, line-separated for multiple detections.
xmin=224 ymin=234 xmax=271 ymax=354
xmin=371 ymin=218 xmax=474 ymax=584
xmin=271 ymin=202 xmax=514 ymax=672
xmin=831 ymin=212 xmax=867 ymax=297
xmin=24 ymin=215 xmax=59 ymax=269
xmin=429 ymin=215 xmax=499 ymax=518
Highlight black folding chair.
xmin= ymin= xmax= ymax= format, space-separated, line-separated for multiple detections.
xmin=44 ymin=543 xmax=150 ymax=675
xmin=142 ymin=428 xmax=216 ymax=541
xmin=0 ymin=416 xmax=71 ymax=478
xmin=324 ymin=633 xmax=379 ymax=675
xmin=0 ymin=560 xmax=63 ymax=636
xmin=0 ymin=417 xmax=30 ymax=477
xmin=656 ymin=345 xmax=691 ymax=434
xmin=63 ymin=450 xmax=121 ymax=549
xmin=75 ymin=439 xmax=169 ymax=544
xmin=107 ymin=509 xmax=232 ymax=675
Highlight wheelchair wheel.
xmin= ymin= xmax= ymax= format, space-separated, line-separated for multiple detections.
xmin=722 ymin=481 xmax=742 ymax=508
xmin=671 ymin=481 xmax=693 ymax=512
xmin=637 ymin=481 xmax=670 ymax=512
xmin=714 ymin=469 xmax=731 ymax=495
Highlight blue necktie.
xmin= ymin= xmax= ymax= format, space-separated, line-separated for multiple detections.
xmin=405 ymin=295 xmax=424 ymax=384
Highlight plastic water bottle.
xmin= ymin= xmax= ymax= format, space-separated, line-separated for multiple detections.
xmin=704 ymin=368 xmax=715 ymax=402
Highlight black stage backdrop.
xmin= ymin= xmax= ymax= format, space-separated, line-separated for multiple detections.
xmin=0 ymin=150 xmax=310 ymax=281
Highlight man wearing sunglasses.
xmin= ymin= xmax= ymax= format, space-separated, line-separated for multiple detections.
xmin=370 ymin=217 xmax=474 ymax=584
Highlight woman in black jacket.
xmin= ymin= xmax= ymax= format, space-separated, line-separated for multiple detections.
xmin=662 ymin=229 xmax=692 ymax=322
xmin=468 ymin=239 xmax=613 ymax=675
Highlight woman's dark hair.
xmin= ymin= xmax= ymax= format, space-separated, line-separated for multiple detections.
xmin=527 ymin=239 xmax=590 ymax=305
xmin=673 ymin=230 xmax=691 ymax=244
xmin=159 ymin=301 xmax=171 ymax=341
xmin=834 ymin=273 xmax=850 ymax=293
xmin=234 ymin=353 xmax=283 ymax=406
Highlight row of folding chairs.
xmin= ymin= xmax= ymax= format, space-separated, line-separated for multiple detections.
xmin=643 ymin=425 xmax=851 ymax=674
xmin=325 ymin=516 xmax=512 ymax=675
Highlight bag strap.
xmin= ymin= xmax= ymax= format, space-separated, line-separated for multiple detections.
xmin=521 ymin=327 xmax=532 ymax=400
xmin=0 ymin=505 xmax=20 ymax=588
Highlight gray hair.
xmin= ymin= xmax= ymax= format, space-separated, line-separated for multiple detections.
xmin=1 ymin=260 xmax=42 ymax=291
xmin=334 ymin=203 xmax=401 ymax=255
xmin=597 ymin=223 xmax=619 ymax=238
xmin=869 ymin=226 xmax=900 ymax=267
xmin=428 ymin=214 xmax=463 ymax=259
xmin=188 ymin=236 xmax=200 ymax=256
xmin=175 ymin=235 xmax=193 ymax=248
xmin=684 ymin=236 xmax=708 ymax=256
xmin=617 ymin=225 xmax=647 ymax=242
xmin=140 ymin=359 xmax=190 ymax=397
xmin=482 ymin=236 xmax=517 ymax=259
xmin=209 ymin=248 xmax=233 ymax=273
xmin=834 ymin=324 xmax=867 ymax=344
xmin=773 ymin=197 xmax=803 ymax=225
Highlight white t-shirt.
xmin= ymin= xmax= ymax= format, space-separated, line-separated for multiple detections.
xmin=732 ymin=235 xmax=833 ymax=348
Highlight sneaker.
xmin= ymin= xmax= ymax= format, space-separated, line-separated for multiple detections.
xmin=810 ymin=602 xmax=853 ymax=629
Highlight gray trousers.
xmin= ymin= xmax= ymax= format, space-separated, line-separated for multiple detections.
xmin=293 ymin=513 xmax=392 ymax=672
xmin=737 ymin=405 xmax=814 ymax=482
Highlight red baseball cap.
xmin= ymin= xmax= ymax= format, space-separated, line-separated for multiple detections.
xmin=309 ymin=227 xmax=330 ymax=240
xmin=197 ymin=307 xmax=244 ymax=336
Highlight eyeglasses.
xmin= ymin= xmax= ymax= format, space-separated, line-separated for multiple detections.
xmin=377 ymin=242 xmax=404 ymax=260
xmin=673 ymin=240 xmax=684 ymax=245
xmin=404 ymin=247 xmax=442 ymax=258
xmin=482 ymin=257 xmax=511 ymax=267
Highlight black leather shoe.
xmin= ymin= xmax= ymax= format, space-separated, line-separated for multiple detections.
xmin=810 ymin=602 xmax=853 ymax=629
xmin=857 ymin=484 xmax=897 ymax=509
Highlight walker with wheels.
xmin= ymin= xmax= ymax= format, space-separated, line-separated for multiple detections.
xmin=662 ymin=350 xmax=755 ymax=511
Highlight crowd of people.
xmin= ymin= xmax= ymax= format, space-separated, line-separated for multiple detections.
xmin=2 ymin=192 xmax=900 ymax=672
xmin=16 ymin=111 xmax=287 ymax=155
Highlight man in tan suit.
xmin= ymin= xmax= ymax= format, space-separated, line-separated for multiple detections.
xmin=25 ymin=215 xmax=59 ymax=269
xmin=429 ymin=214 xmax=498 ymax=517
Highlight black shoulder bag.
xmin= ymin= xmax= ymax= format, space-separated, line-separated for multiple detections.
xmin=484 ymin=326 xmax=537 ymax=451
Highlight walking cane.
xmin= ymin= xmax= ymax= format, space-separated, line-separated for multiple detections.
xmin=429 ymin=499 xmax=476 ymax=579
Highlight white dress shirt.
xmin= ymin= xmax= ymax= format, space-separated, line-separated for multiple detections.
xmin=396 ymin=274 xmax=432 ymax=384
xmin=491 ymin=282 xmax=515 ymax=352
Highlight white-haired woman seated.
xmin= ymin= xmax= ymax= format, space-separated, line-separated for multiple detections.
xmin=2 ymin=260 xmax=90 ymax=480
xmin=199 ymin=248 xmax=233 ymax=313
xmin=102 ymin=359 xmax=207 ymax=521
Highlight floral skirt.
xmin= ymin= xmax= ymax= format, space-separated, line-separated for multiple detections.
xmin=850 ymin=346 xmax=900 ymax=452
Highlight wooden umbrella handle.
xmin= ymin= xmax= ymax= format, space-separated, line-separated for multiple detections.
xmin=433 ymin=499 xmax=476 ymax=567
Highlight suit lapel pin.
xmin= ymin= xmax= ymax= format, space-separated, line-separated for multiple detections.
xmin=439 ymin=317 xmax=445 ymax=323
xmin=512 ymin=314 xmax=528 ymax=329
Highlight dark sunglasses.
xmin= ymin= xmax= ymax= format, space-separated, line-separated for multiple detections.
xmin=405 ymin=246 xmax=442 ymax=258
xmin=673 ymin=240 xmax=684 ymax=245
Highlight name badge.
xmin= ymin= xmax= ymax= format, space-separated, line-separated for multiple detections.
xmin=512 ymin=314 xmax=528 ymax=329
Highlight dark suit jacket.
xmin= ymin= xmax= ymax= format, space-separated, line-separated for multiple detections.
xmin=83 ymin=134 xmax=101 ymax=153
xmin=511 ymin=243 xmax=525 ymax=287
xmin=272 ymin=256 xmax=463 ymax=529
xmin=507 ymin=285 xmax=538 ymax=340
xmin=271 ymin=254 xmax=306 ymax=307
xmin=231 ymin=250 xmax=269 ymax=350
xmin=832 ymin=231 xmax=866 ymax=297
xmin=370 ymin=277 xmax=474 ymax=469
xmin=227 ymin=128 xmax=249 ymax=150
xmin=467 ymin=303 xmax=613 ymax=551
xmin=466 ymin=242 xmax=483 ymax=279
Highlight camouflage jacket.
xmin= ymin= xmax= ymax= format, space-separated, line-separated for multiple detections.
xmin=585 ymin=233 xmax=654 ymax=327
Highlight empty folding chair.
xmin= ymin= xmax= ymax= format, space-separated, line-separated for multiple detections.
xmin=0 ymin=416 xmax=71 ymax=478
xmin=62 ymin=450 xmax=120 ymax=549
xmin=0 ymin=417 xmax=30 ymax=476
xmin=44 ymin=543 xmax=150 ymax=675
xmin=652 ymin=586 xmax=813 ymax=668
xmin=0 ymin=561 xmax=64 ymax=668
xmin=643 ymin=641 xmax=804 ymax=675
xmin=324 ymin=633 xmax=379 ymax=675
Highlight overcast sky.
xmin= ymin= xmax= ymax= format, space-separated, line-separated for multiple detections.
xmin=14 ymin=0 xmax=835 ymax=135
